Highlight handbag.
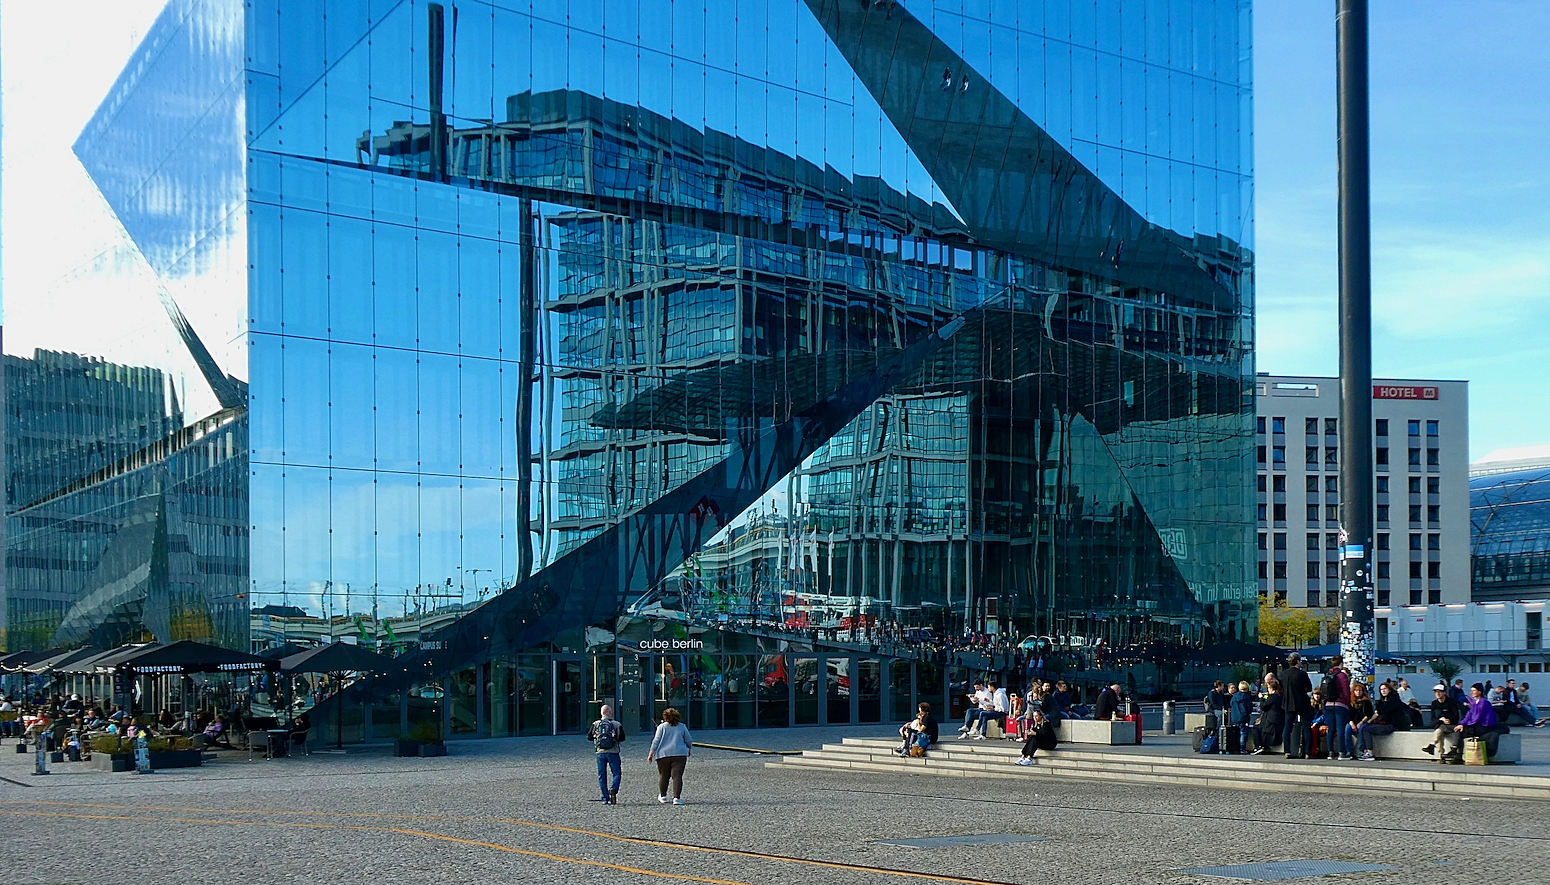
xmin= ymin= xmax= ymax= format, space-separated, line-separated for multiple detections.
xmin=1463 ymin=737 xmax=1488 ymax=766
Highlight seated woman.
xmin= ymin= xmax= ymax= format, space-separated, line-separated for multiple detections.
xmin=1356 ymin=680 xmax=1412 ymax=761
xmin=1015 ymin=711 xmax=1058 ymax=765
xmin=1253 ymin=674 xmax=1286 ymax=755
xmin=897 ymin=703 xmax=938 ymax=756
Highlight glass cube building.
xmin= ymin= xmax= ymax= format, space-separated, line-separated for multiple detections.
xmin=8 ymin=0 xmax=1254 ymax=733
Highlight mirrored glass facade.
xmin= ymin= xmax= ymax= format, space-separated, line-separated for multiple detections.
xmin=7 ymin=0 xmax=1254 ymax=730
xmin=1471 ymin=467 xmax=1550 ymax=602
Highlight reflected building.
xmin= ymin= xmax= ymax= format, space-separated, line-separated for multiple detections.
xmin=12 ymin=0 xmax=1255 ymax=731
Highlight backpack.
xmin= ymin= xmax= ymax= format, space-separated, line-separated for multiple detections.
xmin=1319 ymin=672 xmax=1340 ymax=703
xmin=1198 ymin=732 xmax=1218 ymax=754
xmin=592 ymin=719 xmax=619 ymax=751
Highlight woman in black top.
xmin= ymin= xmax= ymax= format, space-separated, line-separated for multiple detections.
xmin=1355 ymin=681 xmax=1409 ymax=761
xmin=1253 ymin=674 xmax=1286 ymax=755
xmin=1015 ymin=711 xmax=1058 ymax=764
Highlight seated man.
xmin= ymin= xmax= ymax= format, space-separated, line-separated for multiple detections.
xmin=1014 ymin=711 xmax=1058 ymax=765
xmin=1517 ymin=682 xmax=1544 ymax=727
xmin=957 ymin=681 xmax=990 ymax=736
xmin=1423 ymin=683 xmax=1463 ymax=762
xmin=967 ymin=681 xmax=1010 ymax=739
xmin=1094 ymin=683 xmax=1122 ymax=721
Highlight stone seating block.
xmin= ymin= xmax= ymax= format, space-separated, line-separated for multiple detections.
xmin=1183 ymin=713 xmax=1212 ymax=732
xmin=1370 ymin=729 xmax=1521 ymax=763
xmin=1057 ymin=719 xmax=1138 ymax=745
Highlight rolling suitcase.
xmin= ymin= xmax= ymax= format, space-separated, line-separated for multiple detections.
xmin=1218 ymin=722 xmax=1241 ymax=755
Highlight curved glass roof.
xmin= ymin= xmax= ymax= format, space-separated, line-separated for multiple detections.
xmin=1471 ymin=467 xmax=1550 ymax=596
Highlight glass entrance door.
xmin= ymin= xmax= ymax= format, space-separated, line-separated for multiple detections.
xmin=554 ymin=658 xmax=587 ymax=733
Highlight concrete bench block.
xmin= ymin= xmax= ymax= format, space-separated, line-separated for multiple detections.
xmin=1184 ymin=713 xmax=1211 ymax=732
xmin=1057 ymin=719 xmax=1138 ymax=745
xmin=1371 ymin=729 xmax=1521 ymax=763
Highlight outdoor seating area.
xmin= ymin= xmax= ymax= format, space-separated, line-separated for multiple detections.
xmin=0 ymin=639 xmax=400 ymax=771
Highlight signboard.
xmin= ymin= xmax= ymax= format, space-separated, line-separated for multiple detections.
xmin=1372 ymin=385 xmax=1438 ymax=400
xmin=616 ymin=638 xmax=705 ymax=653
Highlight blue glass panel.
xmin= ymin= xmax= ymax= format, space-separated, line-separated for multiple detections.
xmin=374 ymin=346 xmax=419 ymax=472
xmin=330 ymin=342 xmax=376 ymax=471
xmin=460 ymin=357 xmax=503 ymax=479
xmin=329 ymin=215 xmax=374 ymax=344
xmin=328 ymin=467 xmax=378 ymax=592
xmin=281 ymin=207 xmax=330 ymax=338
xmin=249 ymin=202 xmax=284 ymax=334
xmin=417 ymin=229 xmax=460 ymax=354
xmin=374 ymin=471 xmax=421 ymax=593
xmin=459 ymin=236 xmax=501 ymax=359
xmin=419 ymin=352 xmax=462 ymax=476
xmin=283 ymin=465 xmax=333 ymax=593
xmin=374 ymin=222 xmax=418 ymax=349
xmin=282 ymin=337 xmax=331 ymax=467
xmin=249 ymin=334 xmax=285 ymax=463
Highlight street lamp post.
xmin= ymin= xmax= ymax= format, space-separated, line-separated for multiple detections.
xmin=1337 ymin=0 xmax=1376 ymax=686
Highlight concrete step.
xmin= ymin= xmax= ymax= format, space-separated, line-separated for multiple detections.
xmin=766 ymin=737 xmax=1550 ymax=801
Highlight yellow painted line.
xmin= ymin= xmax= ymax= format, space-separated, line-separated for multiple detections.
xmin=4 ymin=800 xmax=1015 ymax=885
xmin=0 ymin=809 xmax=760 ymax=885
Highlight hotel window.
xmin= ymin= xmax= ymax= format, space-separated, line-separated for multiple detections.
xmin=1409 ymin=477 xmax=1421 ymax=494
xmin=1409 ymin=505 xmax=1422 ymax=523
xmin=1377 ymin=533 xmax=1390 ymax=550
xmin=1428 ymin=533 xmax=1440 ymax=551
xmin=1306 ymin=446 xmax=1319 ymax=466
xmin=1325 ymin=447 xmax=1338 ymax=466
xmin=1427 ymin=420 xmax=1439 ymax=437
xmin=1428 ymin=477 xmax=1439 ymax=495
xmin=1273 ymin=417 xmax=1286 ymax=434
xmin=1428 ymin=562 xmax=1440 ymax=579
xmin=1273 ymin=446 xmax=1286 ymax=464
xmin=1259 ymin=562 xmax=1268 ymax=579
xmin=1428 ymin=505 xmax=1440 ymax=524
xmin=1258 ymin=475 xmax=1267 ymax=492
xmin=1257 ymin=417 xmax=1266 ymax=434
xmin=1274 ymin=533 xmax=1287 ymax=551
xmin=1326 ymin=476 xmax=1339 ymax=493
xmin=1409 ymin=448 xmax=1421 ymax=467
xmin=1327 ymin=505 xmax=1339 ymax=522
xmin=1307 ymin=505 xmax=1320 ymax=522
xmin=1273 ymin=503 xmax=1287 ymax=521
xmin=1376 ymin=476 xmax=1388 ymax=493
xmin=1376 ymin=447 xmax=1389 ymax=466
xmin=1274 ymin=562 xmax=1288 ymax=579
xmin=1305 ymin=417 xmax=1318 ymax=434
xmin=1376 ymin=504 xmax=1389 ymax=524
xmin=1409 ymin=419 xmax=1421 ymax=436
xmin=1325 ymin=418 xmax=1337 ymax=434
xmin=1307 ymin=533 xmax=1320 ymax=550
xmin=1258 ymin=445 xmax=1267 ymax=465
xmin=1377 ymin=562 xmax=1391 ymax=579
xmin=1427 ymin=448 xmax=1439 ymax=467
xmin=1410 ymin=562 xmax=1423 ymax=579
xmin=1258 ymin=532 xmax=1267 ymax=550
xmin=1306 ymin=476 xmax=1319 ymax=493
xmin=1327 ymin=533 xmax=1339 ymax=550
xmin=1375 ymin=419 xmax=1388 ymax=436
xmin=1410 ymin=534 xmax=1422 ymax=550
xmin=1273 ymin=476 xmax=1286 ymax=493
xmin=1258 ymin=504 xmax=1267 ymax=522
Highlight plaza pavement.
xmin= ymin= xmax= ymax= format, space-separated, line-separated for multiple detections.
xmin=1 ymin=725 xmax=1547 ymax=884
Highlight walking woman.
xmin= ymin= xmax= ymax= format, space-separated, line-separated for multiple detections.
xmin=647 ymin=707 xmax=693 ymax=805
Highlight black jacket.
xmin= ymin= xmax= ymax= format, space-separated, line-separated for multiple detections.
xmin=1094 ymin=688 xmax=1120 ymax=721
xmin=1257 ymin=691 xmax=1286 ymax=738
xmin=921 ymin=714 xmax=939 ymax=744
xmin=1281 ymin=667 xmax=1314 ymax=715
xmin=1025 ymin=719 xmax=1058 ymax=751
xmin=1373 ymin=694 xmax=1411 ymax=730
xmin=1429 ymin=697 xmax=1463 ymax=729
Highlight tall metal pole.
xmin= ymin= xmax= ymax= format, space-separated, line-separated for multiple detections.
xmin=1336 ymin=0 xmax=1376 ymax=686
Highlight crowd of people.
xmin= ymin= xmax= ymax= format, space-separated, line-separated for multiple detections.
xmin=1202 ymin=653 xmax=1542 ymax=763
xmin=0 ymin=691 xmax=284 ymax=761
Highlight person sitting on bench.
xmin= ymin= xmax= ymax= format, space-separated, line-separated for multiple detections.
xmin=1423 ymin=683 xmax=1463 ymax=762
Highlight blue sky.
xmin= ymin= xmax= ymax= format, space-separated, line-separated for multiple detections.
xmin=2 ymin=0 xmax=1546 ymax=460
xmin=1254 ymin=0 xmax=1550 ymax=462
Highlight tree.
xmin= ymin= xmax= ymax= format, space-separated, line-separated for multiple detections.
xmin=1257 ymin=597 xmax=1322 ymax=648
xmin=1431 ymin=657 xmax=1462 ymax=687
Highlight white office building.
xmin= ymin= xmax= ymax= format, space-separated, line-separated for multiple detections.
xmin=1255 ymin=375 xmax=1470 ymax=620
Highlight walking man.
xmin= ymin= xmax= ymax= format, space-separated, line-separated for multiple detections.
xmin=588 ymin=704 xmax=625 ymax=804
xmin=1281 ymin=653 xmax=1314 ymax=758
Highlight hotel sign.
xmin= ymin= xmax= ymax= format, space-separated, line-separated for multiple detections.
xmin=1373 ymin=385 xmax=1438 ymax=400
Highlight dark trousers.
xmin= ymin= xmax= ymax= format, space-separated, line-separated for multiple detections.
xmin=595 ymin=752 xmax=621 ymax=799
xmin=656 ymin=755 xmax=687 ymax=799
xmin=1284 ymin=711 xmax=1313 ymax=757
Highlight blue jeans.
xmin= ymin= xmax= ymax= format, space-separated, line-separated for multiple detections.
xmin=1324 ymin=706 xmax=1351 ymax=757
xmin=595 ymin=752 xmax=621 ymax=799
xmin=1356 ymin=723 xmax=1394 ymax=753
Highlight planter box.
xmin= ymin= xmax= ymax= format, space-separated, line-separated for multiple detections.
xmin=417 ymin=742 xmax=447 ymax=757
xmin=90 ymin=753 xmax=133 ymax=772
xmin=148 ymin=749 xmax=203 ymax=769
xmin=394 ymin=740 xmax=421 ymax=757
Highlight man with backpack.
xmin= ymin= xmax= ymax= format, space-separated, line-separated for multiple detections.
xmin=587 ymin=704 xmax=626 ymax=804
xmin=1320 ymin=656 xmax=1354 ymax=761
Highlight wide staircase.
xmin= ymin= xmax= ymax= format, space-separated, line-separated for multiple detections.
xmin=767 ymin=736 xmax=1550 ymax=801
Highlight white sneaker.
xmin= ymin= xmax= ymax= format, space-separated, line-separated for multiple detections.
xmin=1014 ymin=758 xmax=1034 ymax=766
xmin=672 ymin=798 xmax=685 ymax=806
xmin=658 ymin=795 xmax=669 ymax=804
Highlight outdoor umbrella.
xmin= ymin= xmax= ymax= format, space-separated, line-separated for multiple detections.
xmin=279 ymin=642 xmax=404 ymax=749
xmin=1295 ymin=642 xmax=1408 ymax=665
xmin=111 ymin=641 xmax=276 ymax=675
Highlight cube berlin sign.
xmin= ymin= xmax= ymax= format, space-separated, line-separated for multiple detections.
xmin=1372 ymin=385 xmax=1438 ymax=400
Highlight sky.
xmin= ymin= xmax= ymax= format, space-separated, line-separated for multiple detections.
xmin=2 ymin=0 xmax=1548 ymax=462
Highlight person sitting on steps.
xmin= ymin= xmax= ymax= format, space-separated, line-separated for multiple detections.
xmin=898 ymin=702 xmax=938 ymax=756
xmin=1014 ymin=711 xmax=1058 ymax=766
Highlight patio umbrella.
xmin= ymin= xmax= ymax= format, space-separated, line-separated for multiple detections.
xmin=279 ymin=642 xmax=404 ymax=749
xmin=1186 ymin=640 xmax=1289 ymax=666
xmin=111 ymin=641 xmax=276 ymax=675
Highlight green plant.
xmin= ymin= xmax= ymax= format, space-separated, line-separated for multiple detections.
xmin=90 ymin=735 xmax=126 ymax=754
xmin=1431 ymin=657 xmax=1463 ymax=686
xmin=407 ymin=719 xmax=443 ymax=743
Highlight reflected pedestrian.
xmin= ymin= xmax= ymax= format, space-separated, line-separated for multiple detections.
xmin=647 ymin=707 xmax=693 ymax=805
xmin=587 ymin=704 xmax=625 ymax=805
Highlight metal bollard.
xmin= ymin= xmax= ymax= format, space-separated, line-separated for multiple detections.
xmin=33 ymin=740 xmax=49 ymax=776
xmin=1162 ymin=700 xmax=1176 ymax=735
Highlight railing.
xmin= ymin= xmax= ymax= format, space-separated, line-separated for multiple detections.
xmin=1378 ymin=630 xmax=1543 ymax=655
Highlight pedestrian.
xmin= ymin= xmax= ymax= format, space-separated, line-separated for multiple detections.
xmin=1319 ymin=656 xmax=1354 ymax=761
xmin=1280 ymin=653 xmax=1314 ymax=758
xmin=588 ymin=704 xmax=625 ymax=804
xmin=647 ymin=707 xmax=693 ymax=805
